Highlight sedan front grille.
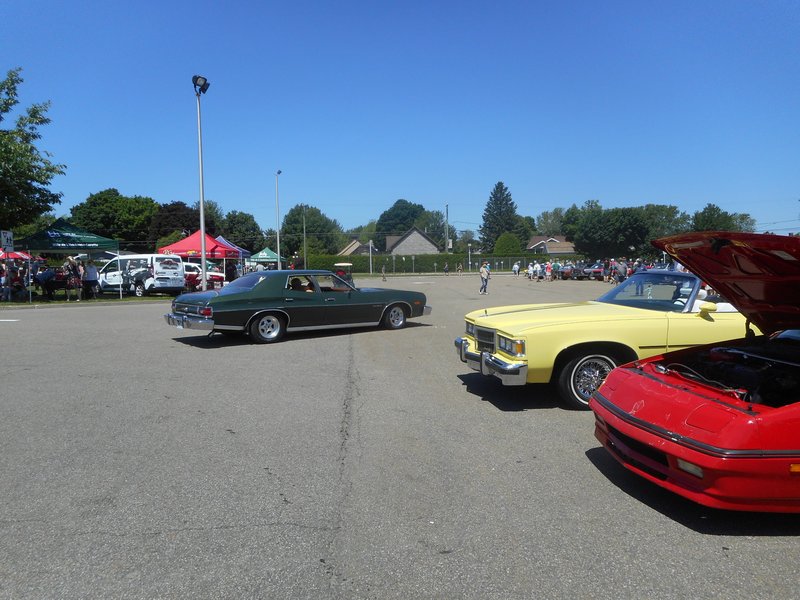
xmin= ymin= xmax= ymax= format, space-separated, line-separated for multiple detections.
xmin=474 ymin=327 xmax=496 ymax=354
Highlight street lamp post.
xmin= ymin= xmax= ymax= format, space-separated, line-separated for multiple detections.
xmin=192 ymin=74 xmax=210 ymax=290
xmin=468 ymin=243 xmax=472 ymax=272
xmin=275 ymin=170 xmax=282 ymax=270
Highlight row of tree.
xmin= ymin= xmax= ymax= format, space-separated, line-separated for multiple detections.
xmin=477 ymin=181 xmax=756 ymax=259
xmin=3 ymin=67 xmax=757 ymax=260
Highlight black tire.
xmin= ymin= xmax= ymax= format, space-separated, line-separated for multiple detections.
xmin=557 ymin=352 xmax=619 ymax=410
xmin=134 ymin=282 xmax=146 ymax=297
xmin=249 ymin=313 xmax=285 ymax=343
xmin=383 ymin=304 xmax=407 ymax=329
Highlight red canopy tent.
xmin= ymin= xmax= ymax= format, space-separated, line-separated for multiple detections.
xmin=0 ymin=250 xmax=33 ymax=260
xmin=158 ymin=231 xmax=240 ymax=259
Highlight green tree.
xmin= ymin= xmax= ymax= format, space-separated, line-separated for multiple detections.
xmin=535 ymin=208 xmax=564 ymax=236
xmin=514 ymin=215 xmax=536 ymax=250
xmin=691 ymin=203 xmax=755 ymax=232
xmin=282 ymin=204 xmax=345 ymax=255
xmin=348 ymin=220 xmax=378 ymax=245
xmin=453 ymin=229 xmax=476 ymax=253
xmin=375 ymin=199 xmax=425 ymax=250
xmin=70 ymin=188 xmax=159 ymax=252
xmin=494 ymin=231 xmax=522 ymax=255
xmin=12 ymin=212 xmax=55 ymax=238
xmin=0 ymin=67 xmax=66 ymax=229
xmin=414 ymin=209 xmax=453 ymax=249
xmin=638 ymin=204 xmax=690 ymax=242
xmin=192 ymin=199 xmax=223 ymax=235
xmin=479 ymin=181 xmax=518 ymax=252
xmin=221 ymin=210 xmax=265 ymax=252
xmin=561 ymin=203 xmax=583 ymax=241
xmin=572 ymin=205 xmax=648 ymax=259
xmin=148 ymin=201 xmax=199 ymax=245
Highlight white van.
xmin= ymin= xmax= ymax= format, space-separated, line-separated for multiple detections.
xmin=98 ymin=254 xmax=185 ymax=297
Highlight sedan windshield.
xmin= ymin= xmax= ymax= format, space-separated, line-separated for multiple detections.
xmin=217 ymin=272 xmax=268 ymax=294
xmin=596 ymin=271 xmax=699 ymax=313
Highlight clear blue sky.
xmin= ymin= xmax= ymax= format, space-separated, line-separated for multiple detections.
xmin=4 ymin=0 xmax=799 ymax=235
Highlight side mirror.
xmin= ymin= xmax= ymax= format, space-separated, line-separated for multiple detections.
xmin=698 ymin=301 xmax=718 ymax=314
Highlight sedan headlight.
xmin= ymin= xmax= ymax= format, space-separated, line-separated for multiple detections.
xmin=498 ymin=335 xmax=525 ymax=357
xmin=465 ymin=322 xmax=475 ymax=336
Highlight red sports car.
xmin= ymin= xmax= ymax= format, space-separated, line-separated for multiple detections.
xmin=590 ymin=232 xmax=800 ymax=513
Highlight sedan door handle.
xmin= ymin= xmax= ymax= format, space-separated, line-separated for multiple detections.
xmin=325 ymin=297 xmax=336 ymax=302
xmin=284 ymin=298 xmax=294 ymax=302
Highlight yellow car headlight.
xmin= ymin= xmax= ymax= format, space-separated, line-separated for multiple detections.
xmin=465 ymin=322 xmax=475 ymax=336
xmin=498 ymin=335 xmax=525 ymax=357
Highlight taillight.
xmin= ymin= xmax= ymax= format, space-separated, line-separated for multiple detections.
xmin=199 ymin=307 xmax=213 ymax=318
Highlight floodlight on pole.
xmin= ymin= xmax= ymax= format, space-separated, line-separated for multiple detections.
xmin=193 ymin=74 xmax=210 ymax=290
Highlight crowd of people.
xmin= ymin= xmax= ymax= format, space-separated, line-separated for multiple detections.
xmin=0 ymin=255 xmax=101 ymax=302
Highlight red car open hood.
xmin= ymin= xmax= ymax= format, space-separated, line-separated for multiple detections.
xmin=653 ymin=232 xmax=800 ymax=334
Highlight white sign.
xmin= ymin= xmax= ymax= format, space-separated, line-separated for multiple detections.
xmin=1 ymin=230 xmax=13 ymax=252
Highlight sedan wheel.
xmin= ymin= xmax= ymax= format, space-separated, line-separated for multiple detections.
xmin=558 ymin=353 xmax=618 ymax=410
xmin=249 ymin=313 xmax=285 ymax=343
xmin=383 ymin=304 xmax=407 ymax=329
xmin=134 ymin=282 xmax=146 ymax=297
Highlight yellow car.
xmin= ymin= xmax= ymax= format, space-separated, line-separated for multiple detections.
xmin=454 ymin=269 xmax=758 ymax=409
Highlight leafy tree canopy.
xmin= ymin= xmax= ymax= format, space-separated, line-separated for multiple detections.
xmin=1 ymin=67 xmax=65 ymax=229
xmin=535 ymin=208 xmax=564 ymax=237
xmin=148 ymin=201 xmax=199 ymax=246
xmin=691 ymin=203 xmax=755 ymax=232
xmin=479 ymin=181 xmax=518 ymax=252
xmin=282 ymin=204 xmax=345 ymax=256
xmin=221 ymin=210 xmax=265 ymax=252
xmin=348 ymin=220 xmax=378 ymax=245
xmin=414 ymin=209 xmax=454 ymax=250
xmin=192 ymin=199 xmax=223 ymax=235
xmin=70 ymin=188 xmax=159 ymax=252
xmin=375 ymin=199 xmax=425 ymax=250
xmin=494 ymin=231 xmax=522 ymax=255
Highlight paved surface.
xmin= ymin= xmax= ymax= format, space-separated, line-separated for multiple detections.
xmin=1 ymin=273 xmax=798 ymax=599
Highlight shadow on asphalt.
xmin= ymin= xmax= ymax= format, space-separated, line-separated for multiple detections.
xmin=169 ymin=321 xmax=431 ymax=348
xmin=585 ymin=446 xmax=800 ymax=535
xmin=456 ymin=373 xmax=562 ymax=411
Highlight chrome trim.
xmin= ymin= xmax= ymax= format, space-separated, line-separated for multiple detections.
xmin=288 ymin=321 xmax=380 ymax=332
xmin=454 ymin=337 xmax=528 ymax=385
xmin=164 ymin=313 xmax=214 ymax=331
xmin=423 ymin=305 xmax=432 ymax=315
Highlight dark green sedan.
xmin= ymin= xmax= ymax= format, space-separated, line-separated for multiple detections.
xmin=164 ymin=269 xmax=432 ymax=343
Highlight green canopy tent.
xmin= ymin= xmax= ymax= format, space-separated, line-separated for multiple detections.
xmin=17 ymin=218 xmax=119 ymax=254
xmin=247 ymin=247 xmax=285 ymax=268
xmin=17 ymin=218 xmax=120 ymax=300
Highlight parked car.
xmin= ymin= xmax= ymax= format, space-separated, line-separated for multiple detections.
xmin=97 ymin=254 xmax=185 ymax=297
xmin=582 ymin=262 xmax=605 ymax=280
xmin=164 ymin=269 xmax=432 ymax=343
xmin=454 ymin=268 xmax=757 ymax=409
xmin=590 ymin=232 xmax=800 ymax=513
xmin=559 ymin=261 xmax=586 ymax=280
xmin=183 ymin=262 xmax=225 ymax=290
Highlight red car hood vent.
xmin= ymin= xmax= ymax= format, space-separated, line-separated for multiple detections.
xmin=653 ymin=232 xmax=800 ymax=334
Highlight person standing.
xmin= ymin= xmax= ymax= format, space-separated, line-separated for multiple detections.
xmin=444 ymin=262 xmax=449 ymax=276
xmin=381 ymin=264 xmax=387 ymax=282
xmin=479 ymin=261 xmax=490 ymax=294
xmin=456 ymin=263 xmax=463 ymax=275
xmin=82 ymin=260 xmax=99 ymax=299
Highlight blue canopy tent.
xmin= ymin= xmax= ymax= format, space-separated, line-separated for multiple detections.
xmin=214 ymin=235 xmax=251 ymax=259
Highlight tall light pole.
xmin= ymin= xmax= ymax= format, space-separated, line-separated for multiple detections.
xmin=275 ymin=170 xmax=282 ymax=270
xmin=468 ymin=243 xmax=472 ymax=272
xmin=192 ymin=74 xmax=210 ymax=290
xmin=302 ymin=205 xmax=307 ymax=269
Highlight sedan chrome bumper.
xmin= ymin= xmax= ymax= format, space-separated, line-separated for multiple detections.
xmin=164 ymin=313 xmax=215 ymax=331
xmin=454 ymin=337 xmax=528 ymax=386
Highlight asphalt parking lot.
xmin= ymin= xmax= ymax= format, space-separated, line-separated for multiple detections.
xmin=2 ymin=272 xmax=799 ymax=599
